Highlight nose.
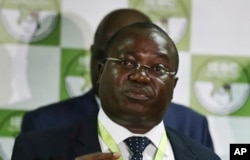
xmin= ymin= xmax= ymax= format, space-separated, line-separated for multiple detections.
xmin=128 ymin=67 xmax=151 ymax=83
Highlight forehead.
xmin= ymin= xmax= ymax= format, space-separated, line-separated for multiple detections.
xmin=106 ymin=27 xmax=172 ymax=58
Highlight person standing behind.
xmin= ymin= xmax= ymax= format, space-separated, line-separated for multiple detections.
xmin=20 ymin=8 xmax=214 ymax=150
xmin=12 ymin=22 xmax=220 ymax=160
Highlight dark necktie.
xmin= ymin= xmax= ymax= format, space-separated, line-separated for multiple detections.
xmin=124 ymin=136 xmax=151 ymax=160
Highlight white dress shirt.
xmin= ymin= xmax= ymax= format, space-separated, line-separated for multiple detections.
xmin=98 ymin=106 xmax=175 ymax=160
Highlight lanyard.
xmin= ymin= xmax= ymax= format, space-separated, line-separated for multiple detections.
xmin=98 ymin=120 xmax=167 ymax=160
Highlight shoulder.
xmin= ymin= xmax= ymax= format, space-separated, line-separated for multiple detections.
xmin=18 ymin=122 xmax=81 ymax=142
xmin=24 ymin=90 xmax=96 ymax=118
xmin=168 ymin=102 xmax=206 ymax=120
xmin=22 ymin=95 xmax=84 ymax=124
xmin=165 ymin=102 xmax=208 ymax=129
xmin=12 ymin=123 xmax=82 ymax=159
xmin=21 ymin=90 xmax=98 ymax=132
xmin=13 ymin=119 xmax=99 ymax=160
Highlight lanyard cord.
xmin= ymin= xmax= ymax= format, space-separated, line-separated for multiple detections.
xmin=98 ymin=120 xmax=167 ymax=160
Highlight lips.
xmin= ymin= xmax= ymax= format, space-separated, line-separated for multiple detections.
xmin=122 ymin=86 xmax=154 ymax=100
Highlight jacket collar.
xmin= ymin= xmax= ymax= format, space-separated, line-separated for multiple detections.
xmin=167 ymin=127 xmax=198 ymax=160
xmin=74 ymin=117 xmax=101 ymax=157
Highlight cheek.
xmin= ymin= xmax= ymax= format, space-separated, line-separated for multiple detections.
xmin=107 ymin=66 xmax=129 ymax=85
xmin=99 ymin=66 xmax=129 ymax=110
xmin=105 ymin=67 xmax=121 ymax=81
xmin=100 ymin=66 xmax=128 ymax=92
xmin=164 ymin=80 xmax=176 ymax=100
xmin=111 ymin=68 xmax=120 ymax=80
xmin=157 ymin=80 xmax=175 ymax=103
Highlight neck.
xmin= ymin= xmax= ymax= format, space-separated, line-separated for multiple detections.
xmin=127 ymin=127 xmax=151 ymax=134
xmin=120 ymin=121 xmax=156 ymax=134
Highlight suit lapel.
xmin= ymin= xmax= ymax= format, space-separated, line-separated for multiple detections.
xmin=74 ymin=117 xmax=102 ymax=157
xmin=167 ymin=128 xmax=198 ymax=160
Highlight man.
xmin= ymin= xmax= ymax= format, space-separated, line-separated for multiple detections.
xmin=21 ymin=9 xmax=213 ymax=150
xmin=12 ymin=22 xmax=220 ymax=160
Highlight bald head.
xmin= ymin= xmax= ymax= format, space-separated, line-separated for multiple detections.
xmin=90 ymin=8 xmax=151 ymax=95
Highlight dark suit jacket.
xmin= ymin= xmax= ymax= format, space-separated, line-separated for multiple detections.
xmin=21 ymin=89 xmax=214 ymax=150
xmin=13 ymin=117 xmax=220 ymax=160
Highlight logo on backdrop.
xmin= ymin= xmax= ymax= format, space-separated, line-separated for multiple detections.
xmin=60 ymin=50 xmax=91 ymax=100
xmin=0 ymin=0 xmax=59 ymax=42
xmin=193 ymin=57 xmax=250 ymax=115
xmin=129 ymin=0 xmax=191 ymax=51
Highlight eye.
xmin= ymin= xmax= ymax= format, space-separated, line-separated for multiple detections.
xmin=150 ymin=64 xmax=167 ymax=75
xmin=120 ymin=59 xmax=136 ymax=68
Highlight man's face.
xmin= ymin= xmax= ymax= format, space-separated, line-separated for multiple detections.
xmin=99 ymin=27 xmax=178 ymax=131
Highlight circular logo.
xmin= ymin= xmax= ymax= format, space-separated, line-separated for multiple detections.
xmin=130 ymin=0 xmax=189 ymax=44
xmin=0 ymin=0 xmax=59 ymax=42
xmin=63 ymin=52 xmax=91 ymax=98
xmin=193 ymin=58 xmax=250 ymax=115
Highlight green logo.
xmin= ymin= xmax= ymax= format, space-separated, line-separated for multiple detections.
xmin=191 ymin=55 xmax=250 ymax=115
xmin=60 ymin=49 xmax=91 ymax=100
xmin=129 ymin=0 xmax=191 ymax=51
xmin=0 ymin=0 xmax=60 ymax=43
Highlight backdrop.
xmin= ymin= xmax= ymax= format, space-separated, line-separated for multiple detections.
xmin=0 ymin=0 xmax=249 ymax=159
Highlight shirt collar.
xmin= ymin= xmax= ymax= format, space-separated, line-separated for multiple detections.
xmin=98 ymin=106 xmax=165 ymax=148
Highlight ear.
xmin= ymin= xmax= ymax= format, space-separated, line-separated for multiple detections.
xmin=97 ymin=61 xmax=105 ymax=84
xmin=173 ymin=76 xmax=178 ymax=88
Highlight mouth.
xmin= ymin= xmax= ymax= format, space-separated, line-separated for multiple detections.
xmin=123 ymin=87 xmax=153 ymax=100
